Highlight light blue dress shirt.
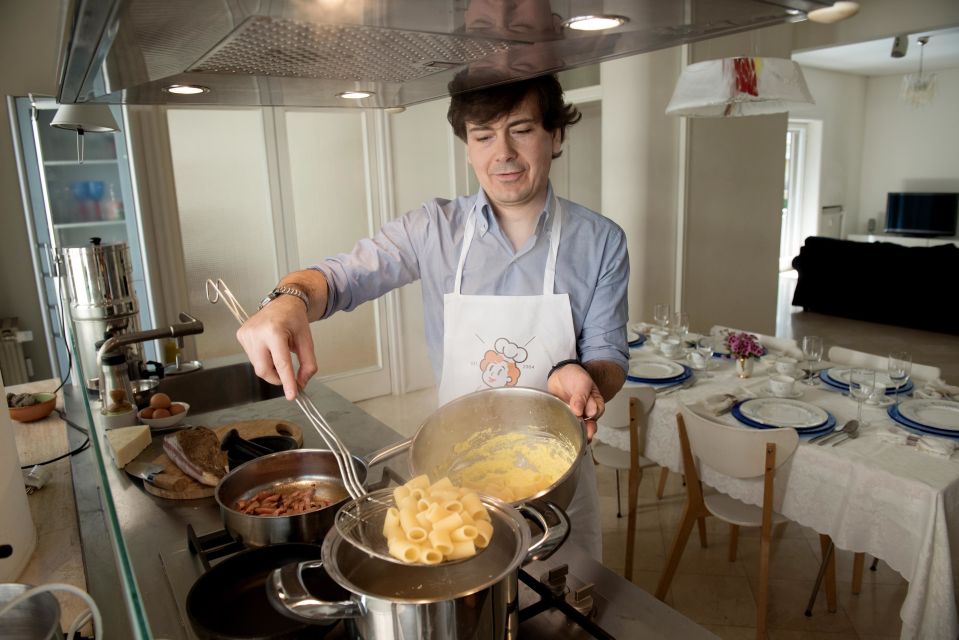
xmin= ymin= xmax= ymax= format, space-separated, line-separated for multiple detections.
xmin=310 ymin=184 xmax=630 ymax=381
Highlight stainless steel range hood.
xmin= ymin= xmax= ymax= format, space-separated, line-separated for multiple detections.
xmin=59 ymin=0 xmax=829 ymax=109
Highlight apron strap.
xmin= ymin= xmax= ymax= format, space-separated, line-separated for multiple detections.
xmin=453 ymin=195 xmax=564 ymax=296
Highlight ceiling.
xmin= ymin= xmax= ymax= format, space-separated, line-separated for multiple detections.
xmin=793 ymin=26 xmax=959 ymax=77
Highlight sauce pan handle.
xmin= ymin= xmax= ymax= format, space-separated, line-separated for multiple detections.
xmin=268 ymin=560 xmax=363 ymax=622
xmin=364 ymin=438 xmax=412 ymax=467
xmin=519 ymin=500 xmax=570 ymax=563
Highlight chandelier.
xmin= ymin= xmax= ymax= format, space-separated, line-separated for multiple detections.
xmin=901 ymin=36 xmax=936 ymax=108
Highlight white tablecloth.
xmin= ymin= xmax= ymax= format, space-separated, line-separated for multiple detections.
xmin=596 ymin=349 xmax=959 ymax=640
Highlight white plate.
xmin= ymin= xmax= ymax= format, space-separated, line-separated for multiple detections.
xmin=628 ymin=359 xmax=685 ymax=380
xmin=826 ymin=368 xmax=907 ymax=389
xmin=738 ymin=398 xmax=829 ymax=429
xmin=898 ymin=399 xmax=959 ymax=431
xmin=627 ymin=329 xmax=640 ymax=343
xmin=760 ymin=384 xmax=803 ymax=399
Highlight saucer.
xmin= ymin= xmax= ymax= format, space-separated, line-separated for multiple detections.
xmin=762 ymin=384 xmax=803 ymax=399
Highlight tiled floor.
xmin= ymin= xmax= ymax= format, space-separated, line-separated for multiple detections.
xmin=356 ymin=279 xmax=959 ymax=639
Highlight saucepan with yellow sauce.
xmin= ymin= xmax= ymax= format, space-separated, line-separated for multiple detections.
xmin=369 ymin=387 xmax=586 ymax=510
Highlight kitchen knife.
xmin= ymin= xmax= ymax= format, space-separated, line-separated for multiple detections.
xmin=125 ymin=460 xmax=190 ymax=492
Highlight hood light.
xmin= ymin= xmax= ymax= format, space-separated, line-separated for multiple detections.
xmin=563 ymin=15 xmax=628 ymax=31
xmin=164 ymin=84 xmax=210 ymax=95
xmin=337 ymin=91 xmax=373 ymax=99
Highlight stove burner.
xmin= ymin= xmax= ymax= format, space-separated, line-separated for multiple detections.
xmin=186 ymin=524 xmax=245 ymax=572
xmin=519 ymin=568 xmax=613 ymax=640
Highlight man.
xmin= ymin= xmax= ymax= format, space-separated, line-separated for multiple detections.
xmin=237 ymin=74 xmax=629 ymax=558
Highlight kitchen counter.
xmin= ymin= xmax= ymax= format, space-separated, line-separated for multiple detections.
xmin=27 ymin=371 xmax=715 ymax=639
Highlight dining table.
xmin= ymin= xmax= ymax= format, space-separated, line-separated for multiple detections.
xmin=595 ymin=332 xmax=959 ymax=640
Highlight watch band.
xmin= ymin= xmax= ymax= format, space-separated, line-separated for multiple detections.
xmin=259 ymin=286 xmax=310 ymax=313
xmin=547 ymin=358 xmax=582 ymax=379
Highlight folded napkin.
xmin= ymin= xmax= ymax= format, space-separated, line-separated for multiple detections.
xmin=913 ymin=380 xmax=959 ymax=401
xmin=877 ymin=426 xmax=957 ymax=458
xmin=695 ymin=390 xmax=755 ymax=417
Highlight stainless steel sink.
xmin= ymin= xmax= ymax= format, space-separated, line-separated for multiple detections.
xmin=155 ymin=362 xmax=283 ymax=414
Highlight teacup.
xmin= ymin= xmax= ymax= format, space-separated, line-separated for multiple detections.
xmin=649 ymin=329 xmax=669 ymax=346
xmin=774 ymin=357 xmax=798 ymax=376
xmin=867 ymin=381 xmax=888 ymax=403
xmin=769 ymin=375 xmax=797 ymax=397
xmin=660 ymin=338 xmax=683 ymax=358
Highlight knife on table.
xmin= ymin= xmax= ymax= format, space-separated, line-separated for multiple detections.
xmin=125 ymin=461 xmax=190 ymax=492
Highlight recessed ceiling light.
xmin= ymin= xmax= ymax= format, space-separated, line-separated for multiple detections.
xmin=562 ymin=15 xmax=629 ymax=31
xmin=163 ymin=84 xmax=210 ymax=95
xmin=337 ymin=91 xmax=373 ymax=99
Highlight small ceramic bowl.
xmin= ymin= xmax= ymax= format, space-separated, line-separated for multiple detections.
xmin=138 ymin=402 xmax=190 ymax=429
xmin=8 ymin=392 xmax=57 ymax=423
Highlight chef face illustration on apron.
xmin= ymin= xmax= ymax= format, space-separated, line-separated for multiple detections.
xmin=438 ymin=197 xmax=575 ymax=404
xmin=438 ymin=196 xmax=603 ymax=560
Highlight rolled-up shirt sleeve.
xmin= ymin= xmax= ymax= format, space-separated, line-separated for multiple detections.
xmin=577 ymin=225 xmax=629 ymax=373
xmin=309 ymin=205 xmax=430 ymax=318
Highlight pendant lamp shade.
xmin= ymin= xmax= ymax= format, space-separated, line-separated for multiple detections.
xmin=666 ymin=57 xmax=814 ymax=118
xmin=50 ymin=103 xmax=119 ymax=133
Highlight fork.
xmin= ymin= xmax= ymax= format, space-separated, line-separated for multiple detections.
xmin=206 ymin=278 xmax=366 ymax=500
xmin=659 ymin=377 xmax=696 ymax=396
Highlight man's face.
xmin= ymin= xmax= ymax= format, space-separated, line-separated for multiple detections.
xmin=465 ymin=93 xmax=561 ymax=216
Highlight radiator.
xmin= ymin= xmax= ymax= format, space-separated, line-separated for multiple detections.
xmin=0 ymin=318 xmax=29 ymax=385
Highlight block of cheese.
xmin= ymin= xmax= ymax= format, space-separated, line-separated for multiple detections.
xmin=105 ymin=425 xmax=152 ymax=469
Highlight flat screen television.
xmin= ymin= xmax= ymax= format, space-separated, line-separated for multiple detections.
xmin=884 ymin=192 xmax=958 ymax=237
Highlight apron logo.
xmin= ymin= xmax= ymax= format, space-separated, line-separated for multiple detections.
xmin=479 ymin=337 xmax=530 ymax=388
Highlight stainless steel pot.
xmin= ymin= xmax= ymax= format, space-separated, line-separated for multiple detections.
xmin=215 ymin=449 xmax=368 ymax=548
xmin=268 ymin=500 xmax=569 ymax=640
xmin=370 ymin=387 xmax=587 ymax=509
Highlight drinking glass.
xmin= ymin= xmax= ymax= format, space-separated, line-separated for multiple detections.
xmin=888 ymin=351 xmax=912 ymax=407
xmin=801 ymin=336 xmax=824 ymax=385
xmin=848 ymin=368 xmax=876 ymax=426
xmin=653 ymin=303 xmax=671 ymax=330
xmin=695 ymin=337 xmax=714 ymax=378
xmin=672 ymin=311 xmax=689 ymax=342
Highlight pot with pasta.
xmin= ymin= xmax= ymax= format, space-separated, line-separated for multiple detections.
xmin=266 ymin=495 xmax=568 ymax=639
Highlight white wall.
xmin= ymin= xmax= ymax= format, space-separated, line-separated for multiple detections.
xmin=790 ymin=67 xmax=867 ymax=236
xmin=856 ymin=67 xmax=959 ymax=233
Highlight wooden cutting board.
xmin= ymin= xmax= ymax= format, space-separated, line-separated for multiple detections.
xmin=133 ymin=419 xmax=303 ymax=500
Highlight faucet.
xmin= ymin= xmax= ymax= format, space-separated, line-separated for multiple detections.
xmin=96 ymin=312 xmax=204 ymax=378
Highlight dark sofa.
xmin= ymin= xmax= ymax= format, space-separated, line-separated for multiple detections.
xmin=791 ymin=236 xmax=959 ymax=335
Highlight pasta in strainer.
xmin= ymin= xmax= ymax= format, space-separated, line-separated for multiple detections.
xmin=383 ymin=475 xmax=492 ymax=564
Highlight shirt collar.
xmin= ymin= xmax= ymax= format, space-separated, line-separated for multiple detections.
xmin=475 ymin=183 xmax=554 ymax=237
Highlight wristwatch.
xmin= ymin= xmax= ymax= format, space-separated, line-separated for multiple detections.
xmin=258 ymin=286 xmax=310 ymax=313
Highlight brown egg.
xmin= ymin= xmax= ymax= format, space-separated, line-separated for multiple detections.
xmin=169 ymin=403 xmax=186 ymax=415
xmin=150 ymin=392 xmax=172 ymax=409
xmin=152 ymin=408 xmax=171 ymax=419
xmin=139 ymin=407 xmax=155 ymax=419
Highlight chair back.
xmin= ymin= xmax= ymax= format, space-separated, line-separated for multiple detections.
xmin=602 ymin=386 xmax=656 ymax=429
xmin=678 ymin=405 xmax=798 ymax=479
xmin=827 ymin=346 xmax=941 ymax=383
xmin=709 ymin=325 xmax=802 ymax=359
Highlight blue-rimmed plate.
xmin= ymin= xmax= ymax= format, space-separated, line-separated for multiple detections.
xmin=887 ymin=403 xmax=959 ymax=439
xmin=732 ymin=403 xmax=836 ymax=436
xmin=627 ymin=359 xmax=686 ymax=382
xmin=626 ymin=366 xmax=693 ymax=389
xmin=735 ymin=398 xmax=830 ymax=430
xmin=822 ymin=368 xmax=914 ymax=395
xmin=627 ymin=329 xmax=646 ymax=348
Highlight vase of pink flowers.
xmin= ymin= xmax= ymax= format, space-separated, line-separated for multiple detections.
xmin=725 ymin=332 xmax=763 ymax=378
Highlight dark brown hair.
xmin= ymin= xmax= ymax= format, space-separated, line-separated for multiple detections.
xmin=447 ymin=74 xmax=581 ymax=157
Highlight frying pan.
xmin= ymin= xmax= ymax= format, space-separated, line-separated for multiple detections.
xmin=186 ymin=543 xmax=344 ymax=640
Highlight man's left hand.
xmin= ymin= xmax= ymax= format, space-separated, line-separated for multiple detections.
xmin=547 ymin=363 xmax=604 ymax=441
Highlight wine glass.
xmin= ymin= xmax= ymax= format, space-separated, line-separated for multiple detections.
xmin=695 ymin=337 xmax=715 ymax=378
xmin=848 ymin=368 xmax=876 ymax=427
xmin=672 ymin=311 xmax=689 ymax=342
xmin=888 ymin=351 xmax=912 ymax=407
xmin=653 ymin=303 xmax=671 ymax=330
xmin=801 ymin=336 xmax=823 ymax=386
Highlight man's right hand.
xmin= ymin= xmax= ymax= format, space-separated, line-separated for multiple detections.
xmin=236 ymin=292 xmax=318 ymax=401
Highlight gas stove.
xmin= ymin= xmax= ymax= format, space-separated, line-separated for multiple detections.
xmin=159 ymin=525 xmax=716 ymax=640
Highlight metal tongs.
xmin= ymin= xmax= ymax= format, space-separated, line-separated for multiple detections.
xmin=205 ymin=278 xmax=366 ymax=500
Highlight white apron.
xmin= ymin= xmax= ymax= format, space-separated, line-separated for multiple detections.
xmin=437 ymin=198 xmax=602 ymax=560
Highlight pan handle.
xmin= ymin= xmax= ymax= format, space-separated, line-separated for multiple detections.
xmin=364 ymin=438 xmax=412 ymax=467
xmin=519 ymin=500 xmax=570 ymax=564
xmin=268 ymin=560 xmax=363 ymax=623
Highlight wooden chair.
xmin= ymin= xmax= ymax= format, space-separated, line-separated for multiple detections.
xmin=655 ymin=406 xmax=837 ymax=638
xmin=590 ymin=387 xmax=666 ymax=580
xmin=827 ymin=346 xmax=941 ymax=383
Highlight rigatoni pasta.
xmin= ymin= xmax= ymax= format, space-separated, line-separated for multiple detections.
xmin=384 ymin=474 xmax=493 ymax=564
